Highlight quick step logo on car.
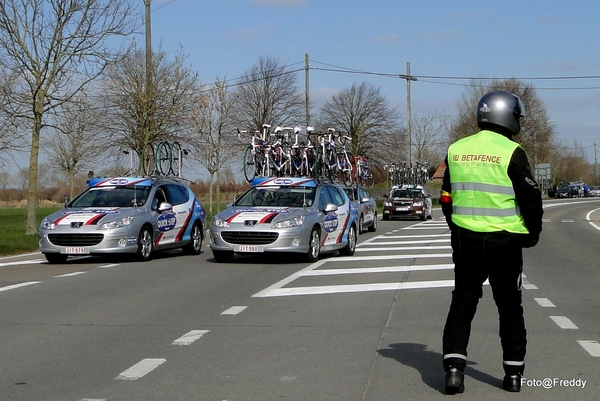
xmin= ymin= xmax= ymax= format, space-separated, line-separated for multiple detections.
xmin=156 ymin=213 xmax=177 ymax=231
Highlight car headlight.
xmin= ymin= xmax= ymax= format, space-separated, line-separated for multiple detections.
xmin=384 ymin=201 xmax=393 ymax=207
xmin=98 ymin=216 xmax=134 ymax=230
xmin=40 ymin=218 xmax=55 ymax=230
xmin=272 ymin=215 xmax=305 ymax=229
xmin=413 ymin=201 xmax=424 ymax=207
xmin=212 ymin=215 xmax=230 ymax=228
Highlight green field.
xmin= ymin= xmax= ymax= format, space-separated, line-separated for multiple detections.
xmin=0 ymin=207 xmax=61 ymax=257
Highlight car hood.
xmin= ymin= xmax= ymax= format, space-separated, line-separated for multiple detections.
xmin=217 ymin=206 xmax=308 ymax=225
xmin=43 ymin=207 xmax=139 ymax=226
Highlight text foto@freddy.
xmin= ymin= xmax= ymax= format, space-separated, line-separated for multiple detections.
xmin=522 ymin=377 xmax=587 ymax=389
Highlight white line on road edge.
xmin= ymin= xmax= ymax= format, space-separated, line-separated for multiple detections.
xmin=221 ymin=306 xmax=248 ymax=315
xmin=550 ymin=316 xmax=578 ymax=329
xmin=577 ymin=340 xmax=600 ymax=357
xmin=115 ymin=358 xmax=166 ymax=380
xmin=0 ymin=281 xmax=40 ymax=292
xmin=98 ymin=264 xmax=120 ymax=268
xmin=534 ymin=298 xmax=556 ymax=307
xmin=172 ymin=330 xmax=209 ymax=345
xmin=54 ymin=272 xmax=86 ymax=278
xmin=0 ymin=259 xmax=45 ymax=268
xmin=585 ymin=208 xmax=600 ymax=231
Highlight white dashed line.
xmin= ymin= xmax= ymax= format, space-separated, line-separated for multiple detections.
xmin=0 ymin=281 xmax=40 ymax=292
xmin=115 ymin=358 xmax=166 ymax=380
xmin=534 ymin=297 xmax=556 ymax=307
xmin=221 ymin=306 xmax=247 ymax=315
xmin=577 ymin=340 xmax=600 ymax=357
xmin=172 ymin=330 xmax=209 ymax=345
xmin=98 ymin=263 xmax=120 ymax=268
xmin=54 ymin=272 xmax=86 ymax=278
xmin=550 ymin=316 xmax=578 ymax=329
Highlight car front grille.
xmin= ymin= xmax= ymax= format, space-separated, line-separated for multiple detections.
xmin=393 ymin=201 xmax=412 ymax=207
xmin=221 ymin=231 xmax=279 ymax=245
xmin=48 ymin=233 xmax=105 ymax=247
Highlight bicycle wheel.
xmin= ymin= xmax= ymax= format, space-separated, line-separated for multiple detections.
xmin=363 ymin=168 xmax=375 ymax=188
xmin=141 ymin=142 xmax=155 ymax=176
xmin=156 ymin=141 xmax=171 ymax=176
xmin=242 ymin=146 xmax=257 ymax=182
xmin=170 ymin=141 xmax=182 ymax=176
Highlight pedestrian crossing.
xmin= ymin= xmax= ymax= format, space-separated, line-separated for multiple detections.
xmin=253 ymin=218 xmax=455 ymax=298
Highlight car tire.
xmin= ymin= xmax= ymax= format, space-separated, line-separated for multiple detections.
xmin=213 ymin=250 xmax=234 ymax=263
xmin=368 ymin=212 xmax=377 ymax=232
xmin=383 ymin=215 xmax=390 ymax=221
xmin=306 ymin=227 xmax=321 ymax=262
xmin=420 ymin=212 xmax=426 ymax=221
xmin=339 ymin=224 xmax=357 ymax=256
xmin=358 ymin=215 xmax=364 ymax=235
xmin=183 ymin=221 xmax=203 ymax=255
xmin=136 ymin=226 xmax=153 ymax=262
xmin=45 ymin=253 xmax=68 ymax=264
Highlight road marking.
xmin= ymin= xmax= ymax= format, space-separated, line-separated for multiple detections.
xmin=542 ymin=218 xmax=551 ymax=223
xmin=550 ymin=316 xmax=578 ymax=329
xmin=54 ymin=272 xmax=86 ymax=278
xmin=383 ymin=234 xmax=451 ymax=239
xmin=561 ymin=219 xmax=575 ymax=223
xmin=254 ymin=280 xmax=458 ymax=297
xmin=356 ymin=245 xmax=452 ymax=252
xmin=221 ymin=306 xmax=247 ymax=315
xmin=98 ymin=264 xmax=120 ymax=268
xmin=360 ymin=239 xmax=449 ymax=246
xmin=172 ymin=330 xmax=209 ymax=345
xmin=115 ymin=358 xmax=166 ymax=380
xmin=329 ymin=253 xmax=452 ymax=262
xmin=0 ymin=259 xmax=45 ymax=268
xmin=585 ymin=208 xmax=600 ymax=231
xmin=0 ymin=281 xmax=40 ymax=292
xmin=534 ymin=297 xmax=556 ymax=307
xmin=577 ymin=340 xmax=600 ymax=357
xmin=301 ymin=264 xmax=455 ymax=276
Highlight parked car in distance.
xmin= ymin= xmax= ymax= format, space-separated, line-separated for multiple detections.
xmin=589 ymin=185 xmax=600 ymax=197
xmin=383 ymin=185 xmax=432 ymax=221
xmin=209 ymin=177 xmax=358 ymax=263
xmin=341 ymin=185 xmax=377 ymax=234
xmin=39 ymin=176 xmax=206 ymax=263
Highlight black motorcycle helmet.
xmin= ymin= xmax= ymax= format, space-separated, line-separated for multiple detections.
xmin=477 ymin=90 xmax=525 ymax=136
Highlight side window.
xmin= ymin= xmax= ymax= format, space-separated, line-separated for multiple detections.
xmin=318 ymin=187 xmax=332 ymax=211
xmin=152 ymin=186 xmax=168 ymax=210
xmin=165 ymin=184 xmax=189 ymax=206
xmin=326 ymin=186 xmax=345 ymax=207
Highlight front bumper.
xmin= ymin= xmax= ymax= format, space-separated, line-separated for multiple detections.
xmin=39 ymin=227 xmax=139 ymax=255
xmin=209 ymin=225 xmax=311 ymax=254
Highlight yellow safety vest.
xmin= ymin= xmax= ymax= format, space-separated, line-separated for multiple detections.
xmin=447 ymin=130 xmax=529 ymax=234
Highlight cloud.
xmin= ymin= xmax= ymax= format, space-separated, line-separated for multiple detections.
xmin=249 ymin=0 xmax=305 ymax=7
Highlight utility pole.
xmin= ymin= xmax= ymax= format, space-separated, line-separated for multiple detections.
xmin=595 ymin=143 xmax=598 ymax=176
xmin=144 ymin=0 xmax=152 ymax=81
xmin=305 ymin=53 xmax=310 ymax=127
xmin=399 ymin=62 xmax=417 ymax=166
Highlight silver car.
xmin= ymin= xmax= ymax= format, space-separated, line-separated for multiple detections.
xmin=341 ymin=185 xmax=377 ymax=234
xmin=209 ymin=177 xmax=359 ymax=263
xmin=39 ymin=176 xmax=206 ymax=263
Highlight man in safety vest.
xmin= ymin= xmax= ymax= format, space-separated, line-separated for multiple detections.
xmin=440 ymin=90 xmax=543 ymax=394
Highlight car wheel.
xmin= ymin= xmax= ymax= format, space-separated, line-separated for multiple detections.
xmin=136 ymin=226 xmax=153 ymax=262
xmin=213 ymin=250 xmax=234 ymax=262
xmin=45 ymin=253 xmax=68 ymax=264
xmin=358 ymin=215 xmax=364 ymax=235
xmin=368 ymin=212 xmax=377 ymax=232
xmin=183 ymin=221 xmax=203 ymax=255
xmin=420 ymin=212 xmax=426 ymax=221
xmin=306 ymin=227 xmax=321 ymax=262
xmin=340 ymin=224 xmax=357 ymax=256
xmin=383 ymin=215 xmax=390 ymax=221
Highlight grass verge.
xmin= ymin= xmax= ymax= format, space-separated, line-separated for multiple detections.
xmin=0 ymin=207 xmax=61 ymax=257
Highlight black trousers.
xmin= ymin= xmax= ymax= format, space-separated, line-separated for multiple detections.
xmin=442 ymin=228 xmax=527 ymax=374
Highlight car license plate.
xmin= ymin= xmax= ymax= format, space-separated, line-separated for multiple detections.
xmin=236 ymin=245 xmax=263 ymax=253
xmin=395 ymin=207 xmax=409 ymax=211
xmin=65 ymin=247 xmax=86 ymax=254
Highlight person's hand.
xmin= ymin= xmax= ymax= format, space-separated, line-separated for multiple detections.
xmin=523 ymin=233 xmax=539 ymax=248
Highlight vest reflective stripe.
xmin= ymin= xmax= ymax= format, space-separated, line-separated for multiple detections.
xmin=448 ymin=130 xmax=529 ymax=234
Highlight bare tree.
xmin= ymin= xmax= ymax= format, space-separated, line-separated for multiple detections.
xmin=232 ymin=55 xmax=305 ymax=130
xmin=319 ymin=81 xmax=398 ymax=167
xmin=188 ymin=79 xmax=237 ymax=214
xmin=411 ymin=112 xmax=452 ymax=170
xmin=0 ymin=0 xmax=139 ymax=234
xmin=42 ymin=92 xmax=106 ymax=198
xmin=0 ymin=68 xmax=28 ymax=168
xmin=99 ymin=44 xmax=198 ymax=173
xmin=450 ymin=78 xmax=557 ymax=166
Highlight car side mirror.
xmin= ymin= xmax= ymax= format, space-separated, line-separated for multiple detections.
xmin=361 ymin=197 xmax=370 ymax=203
xmin=158 ymin=202 xmax=173 ymax=212
xmin=324 ymin=203 xmax=338 ymax=213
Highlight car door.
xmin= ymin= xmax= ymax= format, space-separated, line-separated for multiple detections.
xmin=153 ymin=184 xmax=192 ymax=247
xmin=359 ymin=187 xmax=375 ymax=225
xmin=324 ymin=185 xmax=350 ymax=247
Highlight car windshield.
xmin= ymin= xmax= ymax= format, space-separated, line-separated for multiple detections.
xmin=392 ymin=189 xmax=422 ymax=198
xmin=70 ymin=186 xmax=151 ymax=208
xmin=235 ymin=186 xmax=316 ymax=207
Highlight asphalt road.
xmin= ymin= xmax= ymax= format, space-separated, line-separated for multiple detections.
xmin=1 ymin=198 xmax=599 ymax=401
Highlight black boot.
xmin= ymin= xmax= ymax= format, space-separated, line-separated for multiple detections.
xmin=503 ymin=374 xmax=522 ymax=392
xmin=445 ymin=368 xmax=465 ymax=394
